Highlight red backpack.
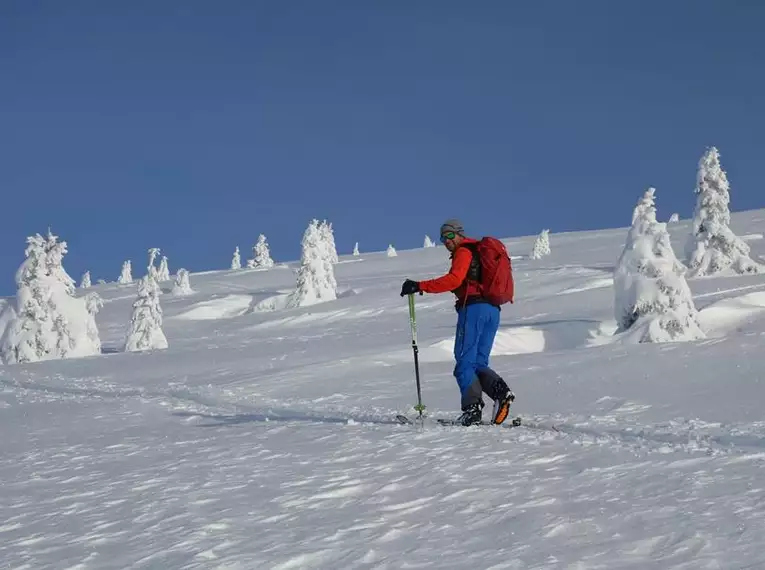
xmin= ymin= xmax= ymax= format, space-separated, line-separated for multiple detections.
xmin=468 ymin=237 xmax=514 ymax=305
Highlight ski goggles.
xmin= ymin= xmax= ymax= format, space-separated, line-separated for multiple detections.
xmin=440 ymin=231 xmax=458 ymax=242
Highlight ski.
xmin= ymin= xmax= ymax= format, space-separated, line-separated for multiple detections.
xmin=396 ymin=414 xmax=524 ymax=428
xmin=436 ymin=416 xmax=523 ymax=428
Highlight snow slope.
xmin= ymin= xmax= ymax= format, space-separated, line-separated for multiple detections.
xmin=3 ymin=211 xmax=765 ymax=569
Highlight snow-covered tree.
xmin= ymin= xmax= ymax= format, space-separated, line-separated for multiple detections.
xmin=231 ymin=246 xmax=241 ymax=270
xmin=253 ymin=234 xmax=275 ymax=268
xmin=84 ymin=292 xmax=103 ymax=354
xmin=632 ymin=190 xmax=655 ymax=225
xmin=613 ymin=188 xmax=705 ymax=343
xmin=529 ymin=229 xmax=551 ymax=259
xmin=0 ymin=234 xmax=51 ymax=363
xmin=147 ymin=248 xmax=160 ymax=279
xmin=0 ymin=231 xmax=102 ymax=364
xmin=123 ymin=275 xmax=168 ymax=352
xmin=80 ymin=271 xmax=91 ymax=289
xmin=172 ymin=268 xmax=194 ymax=296
xmin=685 ymin=147 xmax=760 ymax=276
xmin=424 ymin=235 xmax=435 ymax=248
xmin=45 ymin=231 xmax=76 ymax=294
xmin=353 ymin=242 xmax=360 ymax=256
xmin=118 ymin=260 xmax=133 ymax=284
xmin=387 ymin=244 xmax=397 ymax=257
xmin=319 ymin=221 xmax=339 ymax=264
xmin=156 ymin=256 xmax=170 ymax=281
xmin=668 ymin=213 xmax=680 ymax=223
xmin=0 ymin=302 xmax=16 ymax=348
xmin=286 ymin=219 xmax=338 ymax=308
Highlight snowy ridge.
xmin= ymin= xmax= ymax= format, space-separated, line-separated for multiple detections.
xmin=2 ymin=209 xmax=765 ymax=568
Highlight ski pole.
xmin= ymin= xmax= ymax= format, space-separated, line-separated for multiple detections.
xmin=407 ymin=293 xmax=425 ymax=419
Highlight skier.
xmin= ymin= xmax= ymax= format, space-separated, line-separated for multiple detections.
xmin=400 ymin=219 xmax=515 ymax=426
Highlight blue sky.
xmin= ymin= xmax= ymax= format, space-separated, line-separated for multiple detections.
xmin=2 ymin=1 xmax=764 ymax=294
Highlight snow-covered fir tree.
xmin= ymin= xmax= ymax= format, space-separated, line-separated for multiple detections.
xmin=156 ymin=256 xmax=170 ymax=281
xmin=123 ymin=275 xmax=168 ymax=352
xmin=387 ymin=244 xmax=397 ymax=257
xmin=529 ymin=229 xmax=551 ymax=259
xmin=613 ymin=188 xmax=705 ymax=343
xmin=668 ymin=213 xmax=680 ymax=223
xmin=319 ymin=221 xmax=339 ymax=264
xmin=118 ymin=260 xmax=133 ymax=284
xmin=45 ymin=231 xmax=76 ymax=294
xmin=424 ymin=235 xmax=435 ymax=248
xmin=0 ymin=231 xmax=102 ymax=364
xmin=172 ymin=268 xmax=194 ymax=296
xmin=632 ymin=189 xmax=656 ymax=225
xmin=147 ymin=248 xmax=160 ymax=279
xmin=231 ymin=246 xmax=241 ymax=270
xmin=0 ymin=234 xmax=52 ymax=364
xmin=685 ymin=146 xmax=760 ymax=276
xmin=353 ymin=242 xmax=360 ymax=256
xmin=253 ymin=234 xmax=275 ymax=268
xmin=84 ymin=292 xmax=104 ymax=354
xmin=286 ymin=219 xmax=338 ymax=308
xmin=80 ymin=271 xmax=91 ymax=289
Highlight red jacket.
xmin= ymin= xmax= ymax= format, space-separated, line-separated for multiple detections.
xmin=419 ymin=238 xmax=482 ymax=303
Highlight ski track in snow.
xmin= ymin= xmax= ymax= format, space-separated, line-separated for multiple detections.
xmin=4 ymin=210 xmax=765 ymax=568
xmin=10 ymin=370 xmax=765 ymax=459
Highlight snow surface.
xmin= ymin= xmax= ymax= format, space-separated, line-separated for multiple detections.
xmin=3 ymin=211 xmax=765 ymax=568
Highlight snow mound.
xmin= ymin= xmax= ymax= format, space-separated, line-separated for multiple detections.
xmin=493 ymin=319 xmax=607 ymax=354
xmin=421 ymin=327 xmax=546 ymax=359
xmin=250 ymin=293 xmax=291 ymax=312
xmin=491 ymin=327 xmax=546 ymax=355
xmin=697 ymin=291 xmax=765 ymax=335
xmin=425 ymin=318 xmax=612 ymax=358
xmin=174 ymin=295 xmax=252 ymax=320
xmin=251 ymin=289 xmax=355 ymax=313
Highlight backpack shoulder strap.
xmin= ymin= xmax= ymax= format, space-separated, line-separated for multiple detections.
xmin=460 ymin=242 xmax=481 ymax=282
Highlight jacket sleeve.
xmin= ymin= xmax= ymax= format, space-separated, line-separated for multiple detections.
xmin=419 ymin=247 xmax=472 ymax=294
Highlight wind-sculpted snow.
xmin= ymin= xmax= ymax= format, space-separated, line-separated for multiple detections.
xmin=3 ymin=209 xmax=765 ymax=568
xmin=3 ymin=392 xmax=765 ymax=569
xmin=173 ymin=294 xmax=253 ymax=320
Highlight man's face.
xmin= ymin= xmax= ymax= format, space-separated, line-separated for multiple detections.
xmin=440 ymin=231 xmax=461 ymax=252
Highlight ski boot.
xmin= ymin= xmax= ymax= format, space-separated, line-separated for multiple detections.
xmin=491 ymin=389 xmax=515 ymax=425
xmin=456 ymin=401 xmax=484 ymax=426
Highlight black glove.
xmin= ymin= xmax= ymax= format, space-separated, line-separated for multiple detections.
xmin=400 ymin=279 xmax=421 ymax=297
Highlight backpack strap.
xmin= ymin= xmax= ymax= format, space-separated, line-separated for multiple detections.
xmin=461 ymin=242 xmax=482 ymax=282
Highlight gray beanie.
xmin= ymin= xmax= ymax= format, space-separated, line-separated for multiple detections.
xmin=440 ymin=218 xmax=464 ymax=235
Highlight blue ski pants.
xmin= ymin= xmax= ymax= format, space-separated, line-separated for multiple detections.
xmin=453 ymin=302 xmax=501 ymax=408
